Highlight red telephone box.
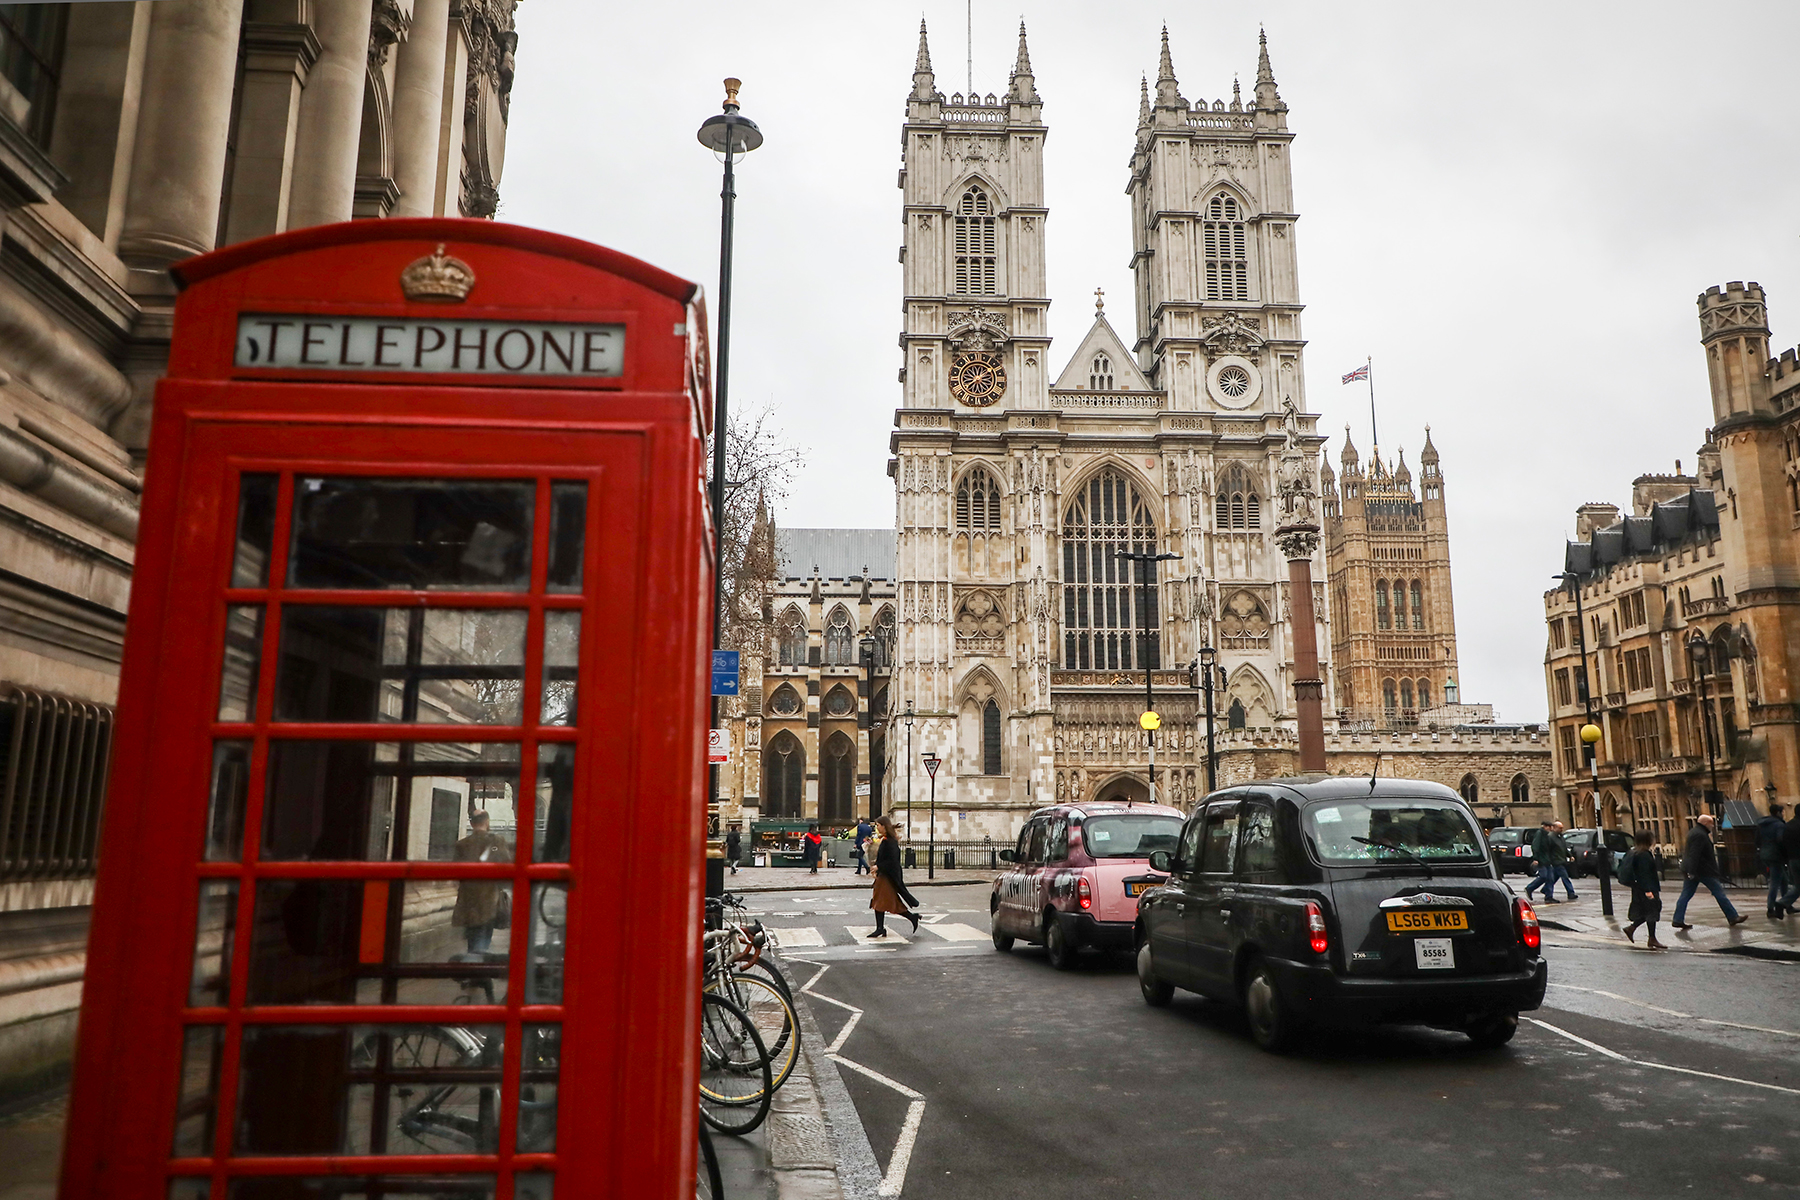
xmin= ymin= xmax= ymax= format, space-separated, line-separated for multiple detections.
xmin=59 ymin=220 xmax=712 ymax=1199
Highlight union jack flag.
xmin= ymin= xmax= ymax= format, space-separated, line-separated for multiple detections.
xmin=1342 ymin=364 xmax=1370 ymax=384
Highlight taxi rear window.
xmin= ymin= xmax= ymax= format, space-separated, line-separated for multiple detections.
xmin=1304 ymin=800 xmax=1487 ymax=865
xmin=1083 ymin=815 xmax=1183 ymax=859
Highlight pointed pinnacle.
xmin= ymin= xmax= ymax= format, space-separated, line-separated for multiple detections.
xmin=1013 ymin=20 xmax=1033 ymax=77
xmin=1256 ymin=27 xmax=1274 ymax=84
xmin=1154 ymin=24 xmax=1185 ymax=110
xmin=1158 ymin=24 xmax=1176 ymax=82
xmin=1008 ymin=19 xmax=1040 ymax=103
xmin=1138 ymin=74 xmax=1151 ymax=126
xmin=916 ymin=18 xmax=932 ymax=73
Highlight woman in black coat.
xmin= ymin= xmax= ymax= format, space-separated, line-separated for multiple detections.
xmin=869 ymin=814 xmax=920 ymax=938
xmin=1618 ymin=828 xmax=1665 ymax=950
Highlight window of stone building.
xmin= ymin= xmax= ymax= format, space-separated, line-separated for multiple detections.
xmin=873 ymin=606 xmax=896 ymax=667
xmin=1227 ymin=698 xmax=1246 ymax=729
xmin=1400 ymin=680 xmax=1414 ymax=711
xmin=1550 ymin=619 xmax=1566 ymax=651
xmin=1511 ymin=774 xmax=1530 ymax=806
xmin=1376 ymin=581 xmax=1390 ymax=630
xmin=1459 ymin=774 xmax=1479 ymax=804
xmin=1393 ymin=584 xmax=1407 ymax=629
xmin=1090 ymin=354 xmax=1113 ymax=391
xmin=981 ymin=699 xmax=1002 ymax=775
xmin=762 ymin=732 xmax=804 ymax=818
xmin=1555 ymin=668 xmax=1572 ymax=708
xmin=1202 ymin=193 xmax=1249 ymax=302
xmin=1411 ymin=580 xmax=1424 ymax=629
xmin=823 ymin=606 xmax=856 ymax=665
xmin=1558 ymin=724 xmax=1580 ymax=775
xmin=0 ymin=4 xmax=67 ymax=147
xmin=956 ymin=467 xmax=1001 ymax=531
xmin=953 ymin=185 xmax=998 ymax=296
xmin=1213 ymin=463 xmax=1261 ymax=531
xmin=822 ymin=686 xmax=856 ymax=718
xmin=776 ymin=607 xmax=807 ymax=666
xmin=1382 ymin=679 xmax=1397 ymax=717
xmin=1628 ymin=710 xmax=1663 ymax=764
xmin=767 ymin=684 xmax=801 ymax=717
xmin=1416 ymin=679 xmax=1431 ymax=709
xmin=1062 ymin=468 xmax=1160 ymax=671
xmin=820 ymin=731 xmax=854 ymax=824
xmin=1676 ymin=703 xmax=1701 ymax=759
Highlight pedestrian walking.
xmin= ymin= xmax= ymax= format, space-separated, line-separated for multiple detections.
xmin=725 ymin=824 xmax=742 ymax=876
xmin=869 ymin=813 xmax=920 ymax=939
xmin=853 ymin=816 xmax=873 ymax=875
xmin=1618 ymin=828 xmax=1666 ymax=950
xmin=801 ymin=823 xmax=823 ymax=875
xmin=453 ymin=810 xmax=513 ymax=955
xmin=1671 ymin=813 xmax=1750 ymax=930
xmin=1546 ymin=821 xmax=1578 ymax=900
xmin=1779 ymin=809 xmax=1800 ymax=916
xmin=1758 ymin=803 xmax=1788 ymax=918
xmin=1523 ymin=819 xmax=1555 ymax=902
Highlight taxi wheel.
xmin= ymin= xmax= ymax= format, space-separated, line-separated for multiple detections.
xmin=992 ymin=917 xmax=1014 ymax=952
xmin=1044 ymin=917 xmax=1076 ymax=970
xmin=1465 ymin=1013 xmax=1518 ymax=1049
xmin=1242 ymin=959 xmax=1294 ymax=1052
xmin=1137 ymin=943 xmax=1174 ymax=1007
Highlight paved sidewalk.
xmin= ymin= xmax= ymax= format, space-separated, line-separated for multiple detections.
xmin=726 ymin=865 xmax=995 ymax=893
xmin=1531 ymin=881 xmax=1800 ymax=958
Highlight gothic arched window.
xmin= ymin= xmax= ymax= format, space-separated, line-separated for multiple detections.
xmin=1393 ymin=583 xmax=1407 ymax=628
xmin=767 ymin=684 xmax=802 ymax=717
xmin=820 ymin=731 xmax=855 ymax=824
xmin=1411 ymin=580 xmax=1424 ymax=629
xmin=1376 ymin=581 xmax=1390 ymax=630
xmin=823 ymin=606 xmax=855 ymax=665
xmin=1383 ymin=679 xmax=1397 ymax=716
xmin=1401 ymin=680 xmax=1414 ymax=711
xmin=953 ymin=185 xmax=998 ymax=296
xmin=982 ymin=698 xmax=1002 ymax=775
xmin=956 ymin=467 xmax=1001 ymax=531
xmin=1459 ymin=773 xmax=1479 ymax=805
xmin=1227 ymin=698 xmax=1247 ymax=729
xmin=1214 ymin=463 xmax=1261 ymax=530
xmin=873 ymin=606 xmax=896 ymax=667
xmin=1062 ymin=468 xmax=1160 ymax=671
xmin=1416 ymin=679 xmax=1431 ymax=709
xmin=1511 ymin=774 xmax=1530 ymax=806
xmin=777 ymin=607 xmax=807 ymax=665
xmin=762 ymin=731 xmax=804 ymax=818
xmin=1203 ymin=193 xmax=1249 ymax=302
xmin=1090 ymin=354 xmax=1113 ymax=390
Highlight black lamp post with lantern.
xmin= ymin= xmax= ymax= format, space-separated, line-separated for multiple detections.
xmin=860 ymin=634 xmax=880 ymax=820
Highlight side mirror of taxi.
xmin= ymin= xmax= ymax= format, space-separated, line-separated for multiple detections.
xmin=998 ymin=848 xmax=1017 ymax=863
xmin=1148 ymin=850 xmax=1172 ymax=873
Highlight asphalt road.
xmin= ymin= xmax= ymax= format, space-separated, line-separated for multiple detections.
xmin=748 ymin=883 xmax=1800 ymax=1199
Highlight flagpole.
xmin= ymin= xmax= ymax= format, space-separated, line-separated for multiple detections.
xmin=1366 ymin=356 xmax=1378 ymax=451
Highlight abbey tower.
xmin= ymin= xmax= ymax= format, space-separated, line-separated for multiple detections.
xmin=885 ymin=24 xmax=1331 ymax=837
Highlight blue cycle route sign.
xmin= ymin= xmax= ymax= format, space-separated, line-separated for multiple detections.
xmin=711 ymin=650 xmax=740 ymax=697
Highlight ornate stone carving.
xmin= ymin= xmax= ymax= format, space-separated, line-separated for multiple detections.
xmin=955 ymin=589 xmax=1006 ymax=653
xmin=1219 ymin=590 xmax=1270 ymax=646
xmin=369 ymin=0 xmax=408 ymax=68
xmin=1274 ymin=398 xmax=1320 ymax=540
xmin=1200 ymin=310 xmax=1264 ymax=356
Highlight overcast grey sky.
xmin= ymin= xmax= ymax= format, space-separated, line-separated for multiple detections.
xmin=503 ymin=2 xmax=1800 ymax=724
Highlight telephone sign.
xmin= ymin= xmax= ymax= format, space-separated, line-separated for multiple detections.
xmin=60 ymin=220 xmax=714 ymax=1198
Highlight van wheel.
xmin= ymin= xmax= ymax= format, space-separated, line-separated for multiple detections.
xmin=1137 ymin=943 xmax=1174 ymax=1007
xmin=1044 ymin=916 xmax=1075 ymax=970
xmin=1242 ymin=959 xmax=1294 ymax=1052
xmin=1466 ymin=1013 xmax=1518 ymax=1049
xmin=992 ymin=916 xmax=1013 ymax=953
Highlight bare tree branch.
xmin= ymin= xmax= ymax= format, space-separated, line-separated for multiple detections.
xmin=708 ymin=400 xmax=805 ymax=650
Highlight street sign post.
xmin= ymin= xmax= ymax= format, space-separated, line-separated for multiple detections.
xmin=922 ymin=751 xmax=942 ymax=880
xmin=708 ymin=729 xmax=731 ymax=763
xmin=711 ymin=648 xmax=740 ymax=696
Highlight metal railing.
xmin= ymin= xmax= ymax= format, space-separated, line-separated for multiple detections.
xmin=0 ymin=685 xmax=113 ymax=881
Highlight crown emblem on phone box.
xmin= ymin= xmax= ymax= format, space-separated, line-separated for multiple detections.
xmin=400 ymin=243 xmax=475 ymax=302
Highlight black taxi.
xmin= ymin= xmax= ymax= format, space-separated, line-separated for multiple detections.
xmin=1135 ymin=776 xmax=1546 ymax=1051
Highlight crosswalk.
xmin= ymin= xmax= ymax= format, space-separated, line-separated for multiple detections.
xmin=761 ymin=920 xmax=991 ymax=951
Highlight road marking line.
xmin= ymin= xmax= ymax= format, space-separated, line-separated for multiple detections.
xmin=1526 ymin=1018 xmax=1800 ymax=1095
xmin=775 ymin=927 xmax=825 ymax=947
xmin=923 ymin=921 xmax=989 ymax=942
xmin=830 ymin=1052 xmax=924 ymax=1100
xmin=879 ymin=1099 xmax=927 ymax=1197
xmin=846 ymin=926 xmax=907 ymax=944
xmin=920 ymin=912 xmax=947 ymax=923
xmin=1546 ymin=983 xmax=1800 ymax=1039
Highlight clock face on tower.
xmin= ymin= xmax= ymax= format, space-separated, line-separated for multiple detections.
xmin=949 ymin=351 xmax=1007 ymax=407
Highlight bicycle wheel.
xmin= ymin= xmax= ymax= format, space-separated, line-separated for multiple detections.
xmin=706 ymin=971 xmax=799 ymax=1094
xmin=349 ymin=1025 xmax=499 ymax=1153
xmin=698 ymin=992 xmax=771 ymax=1135
xmin=696 ymin=1120 xmax=723 ymax=1199
xmin=744 ymin=955 xmax=794 ymax=1004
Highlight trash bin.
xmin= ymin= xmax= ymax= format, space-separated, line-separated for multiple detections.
xmin=944 ymin=848 xmax=955 ymax=869
xmin=905 ymin=847 xmax=917 ymax=869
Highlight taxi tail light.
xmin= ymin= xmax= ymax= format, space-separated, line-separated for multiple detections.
xmin=1514 ymin=896 xmax=1541 ymax=951
xmin=1305 ymin=900 xmax=1329 ymax=955
xmin=1077 ymin=876 xmax=1093 ymax=910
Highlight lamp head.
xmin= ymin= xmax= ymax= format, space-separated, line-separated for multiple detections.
xmin=1580 ymin=723 xmax=1602 ymax=745
xmin=697 ymin=77 xmax=764 ymax=155
xmin=1198 ymin=645 xmax=1217 ymax=667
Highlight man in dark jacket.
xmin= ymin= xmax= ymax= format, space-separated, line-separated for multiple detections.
xmin=1672 ymin=814 xmax=1749 ymax=930
xmin=1778 ymin=811 xmax=1800 ymax=916
xmin=724 ymin=824 xmax=742 ymax=876
xmin=1524 ymin=820 xmax=1558 ymax=902
xmin=1758 ymin=803 xmax=1789 ymax=918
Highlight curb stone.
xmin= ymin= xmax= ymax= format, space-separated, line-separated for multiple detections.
xmin=769 ymin=946 xmax=883 ymax=1200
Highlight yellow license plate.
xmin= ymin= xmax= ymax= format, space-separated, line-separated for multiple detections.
xmin=1125 ymin=881 xmax=1150 ymax=897
xmin=1385 ymin=909 xmax=1469 ymax=933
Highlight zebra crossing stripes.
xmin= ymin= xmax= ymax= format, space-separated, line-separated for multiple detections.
xmin=766 ymin=922 xmax=995 ymax=949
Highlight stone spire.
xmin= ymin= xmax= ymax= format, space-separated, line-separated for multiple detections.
xmin=1341 ymin=425 xmax=1360 ymax=471
xmin=912 ymin=19 xmax=938 ymax=102
xmin=1394 ymin=447 xmax=1412 ymax=485
xmin=1420 ymin=425 xmax=1440 ymax=466
xmin=1008 ymin=20 xmax=1040 ymax=103
xmin=1230 ymin=76 xmax=1242 ymax=112
xmin=1254 ymin=27 xmax=1286 ymax=112
xmin=1154 ymin=25 xmax=1186 ymax=111
xmin=1137 ymin=74 xmax=1151 ymax=130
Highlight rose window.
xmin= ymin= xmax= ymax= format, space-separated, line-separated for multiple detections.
xmin=1217 ymin=365 xmax=1252 ymax=398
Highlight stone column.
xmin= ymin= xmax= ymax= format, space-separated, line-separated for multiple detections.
xmin=286 ymin=0 xmax=374 ymax=229
xmin=389 ymin=0 xmax=449 ymax=218
xmin=1274 ymin=399 xmax=1326 ymax=772
xmin=221 ymin=21 xmax=321 ymax=243
xmin=117 ymin=0 xmax=246 ymax=276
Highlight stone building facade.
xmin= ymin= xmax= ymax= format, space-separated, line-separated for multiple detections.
xmin=1322 ymin=431 xmax=1462 ymax=725
xmin=1545 ymin=280 xmax=1800 ymax=845
xmin=886 ymin=24 xmax=1333 ymax=840
xmin=0 ymin=0 xmax=518 ymax=1103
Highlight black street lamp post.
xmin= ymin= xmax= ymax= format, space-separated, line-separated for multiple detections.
xmin=696 ymin=80 xmax=763 ymax=821
xmin=1119 ymin=548 xmax=1179 ymax=802
xmin=1687 ymin=629 xmax=1723 ymax=823
xmin=860 ymin=634 xmax=879 ymax=820
xmin=1555 ymin=570 xmax=1613 ymax=916
xmin=903 ymin=699 xmax=914 ymax=835
xmin=1192 ymin=647 xmax=1219 ymax=797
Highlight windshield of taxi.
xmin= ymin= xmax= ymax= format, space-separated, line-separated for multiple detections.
xmin=1081 ymin=815 xmax=1184 ymax=859
xmin=1303 ymin=800 xmax=1486 ymax=865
